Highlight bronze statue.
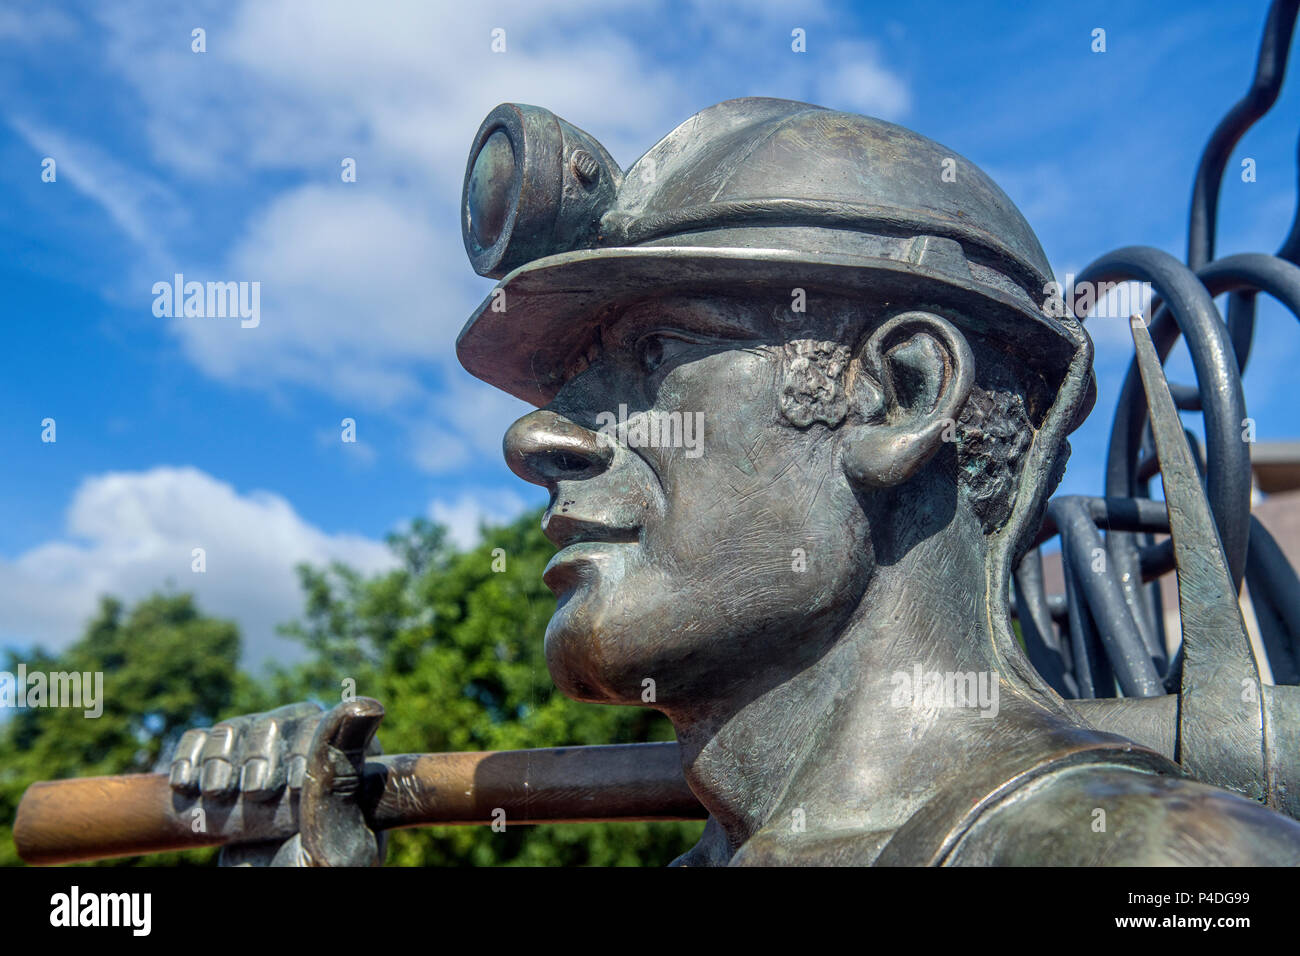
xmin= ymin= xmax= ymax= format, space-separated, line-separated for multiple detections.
xmin=127 ymin=97 xmax=1300 ymax=866
xmin=17 ymin=1 xmax=1300 ymax=860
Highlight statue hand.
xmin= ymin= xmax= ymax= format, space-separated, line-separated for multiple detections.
xmin=167 ymin=698 xmax=387 ymax=866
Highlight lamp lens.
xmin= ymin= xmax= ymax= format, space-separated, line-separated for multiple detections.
xmin=467 ymin=129 xmax=515 ymax=250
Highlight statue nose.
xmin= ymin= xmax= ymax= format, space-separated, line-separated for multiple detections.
xmin=503 ymin=410 xmax=614 ymax=486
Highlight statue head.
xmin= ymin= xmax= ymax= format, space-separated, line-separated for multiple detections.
xmin=456 ymin=98 xmax=1094 ymax=715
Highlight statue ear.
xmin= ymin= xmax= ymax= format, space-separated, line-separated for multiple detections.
xmin=841 ymin=311 xmax=974 ymax=489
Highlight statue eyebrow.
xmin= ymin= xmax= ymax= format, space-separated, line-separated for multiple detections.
xmin=609 ymin=301 xmax=768 ymax=346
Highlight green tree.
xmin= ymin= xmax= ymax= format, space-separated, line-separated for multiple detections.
xmin=2 ymin=511 xmax=703 ymax=867
xmin=269 ymin=510 xmax=703 ymax=866
xmin=0 ymin=593 xmax=260 ymax=866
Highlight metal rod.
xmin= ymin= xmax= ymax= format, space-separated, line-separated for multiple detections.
xmin=13 ymin=741 xmax=704 ymax=866
xmin=1187 ymin=0 xmax=1300 ymax=269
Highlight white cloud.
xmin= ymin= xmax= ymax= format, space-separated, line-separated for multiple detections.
xmin=813 ymin=41 xmax=912 ymax=119
xmin=6 ymin=115 xmax=182 ymax=264
xmin=410 ymin=424 xmax=472 ymax=476
xmin=0 ymin=467 xmax=396 ymax=666
xmin=315 ymin=425 xmax=378 ymax=467
xmin=11 ymin=5 xmax=911 ymax=598
xmin=175 ymin=185 xmax=459 ymax=407
xmin=429 ymin=489 xmax=530 ymax=550
xmin=79 ymin=0 xmax=912 ymax=416
xmin=410 ymin=376 xmax=532 ymax=473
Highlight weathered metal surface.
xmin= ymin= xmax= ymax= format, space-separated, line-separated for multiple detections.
xmin=453 ymin=89 xmax=1300 ymax=864
xmin=1130 ymin=314 xmax=1266 ymax=800
xmin=18 ymin=0 xmax=1300 ymax=869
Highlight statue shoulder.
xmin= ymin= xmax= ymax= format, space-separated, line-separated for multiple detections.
xmin=729 ymin=826 xmax=896 ymax=866
xmin=946 ymin=763 xmax=1300 ymax=866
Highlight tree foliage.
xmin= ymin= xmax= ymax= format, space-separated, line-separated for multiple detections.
xmin=0 ymin=510 xmax=703 ymax=866
xmin=0 ymin=593 xmax=256 ymax=866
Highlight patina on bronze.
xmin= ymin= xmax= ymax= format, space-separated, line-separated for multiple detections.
xmin=455 ymin=97 xmax=1300 ymax=865
xmin=18 ymin=86 xmax=1300 ymax=865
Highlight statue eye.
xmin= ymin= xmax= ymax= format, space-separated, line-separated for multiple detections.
xmin=637 ymin=333 xmax=670 ymax=374
xmin=635 ymin=330 xmax=706 ymax=380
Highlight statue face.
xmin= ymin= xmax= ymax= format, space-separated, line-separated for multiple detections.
xmin=503 ymin=297 xmax=874 ymax=708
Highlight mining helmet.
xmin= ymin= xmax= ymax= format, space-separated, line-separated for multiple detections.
xmin=456 ymin=97 xmax=1094 ymax=430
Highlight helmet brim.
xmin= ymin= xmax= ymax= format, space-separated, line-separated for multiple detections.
xmin=456 ymin=244 xmax=1095 ymax=429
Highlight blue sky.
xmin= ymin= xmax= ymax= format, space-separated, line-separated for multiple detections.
xmin=3 ymin=0 xmax=1299 ymax=666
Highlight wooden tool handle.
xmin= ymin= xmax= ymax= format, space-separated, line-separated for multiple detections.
xmin=13 ymin=741 xmax=704 ymax=865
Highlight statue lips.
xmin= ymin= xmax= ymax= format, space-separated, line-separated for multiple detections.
xmin=542 ymin=542 xmax=625 ymax=597
xmin=540 ymin=514 xmax=639 ymax=597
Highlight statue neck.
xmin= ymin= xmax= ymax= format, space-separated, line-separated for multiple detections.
xmin=668 ymin=521 xmax=1041 ymax=863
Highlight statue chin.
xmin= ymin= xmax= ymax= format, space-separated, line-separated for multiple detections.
xmin=542 ymin=544 xmax=639 ymax=704
xmin=542 ymin=535 xmax=870 ymax=708
xmin=542 ymin=546 xmax=700 ymax=707
xmin=544 ymin=616 xmax=637 ymax=706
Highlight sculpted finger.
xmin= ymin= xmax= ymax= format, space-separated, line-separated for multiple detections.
xmin=285 ymin=712 xmax=320 ymax=791
xmin=169 ymin=729 xmax=208 ymax=794
xmin=239 ymin=717 xmax=284 ymax=799
xmin=200 ymin=718 xmax=247 ymax=798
